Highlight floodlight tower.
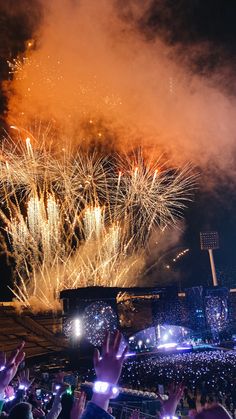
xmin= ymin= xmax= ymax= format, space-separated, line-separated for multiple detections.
xmin=200 ymin=231 xmax=219 ymax=287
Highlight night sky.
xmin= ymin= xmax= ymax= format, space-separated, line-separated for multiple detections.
xmin=1 ymin=0 xmax=236 ymax=299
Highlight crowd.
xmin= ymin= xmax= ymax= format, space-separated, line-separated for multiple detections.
xmin=0 ymin=332 xmax=234 ymax=418
xmin=120 ymin=350 xmax=236 ymax=392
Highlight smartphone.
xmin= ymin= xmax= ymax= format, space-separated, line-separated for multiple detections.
xmin=158 ymin=384 xmax=164 ymax=395
xmin=36 ymin=389 xmax=42 ymax=398
xmin=66 ymin=386 xmax=73 ymax=395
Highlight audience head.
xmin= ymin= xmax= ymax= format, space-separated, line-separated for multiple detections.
xmin=194 ymin=404 xmax=233 ymax=419
xmin=8 ymin=402 xmax=33 ymax=419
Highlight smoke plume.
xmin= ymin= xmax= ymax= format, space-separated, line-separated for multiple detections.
xmin=3 ymin=0 xmax=236 ymax=184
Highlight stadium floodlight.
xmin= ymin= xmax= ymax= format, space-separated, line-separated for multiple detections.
xmin=200 ymin=231 xmax=219 ymax=250
xmin=200 ymin=231 xmax=219 ymax=286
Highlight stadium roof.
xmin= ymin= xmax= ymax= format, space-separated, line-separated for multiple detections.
xmin=0 ymin=303 xmax=67 ymax=359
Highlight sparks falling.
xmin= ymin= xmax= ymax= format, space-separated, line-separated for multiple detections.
xmin=0 ymin=134 xmax=196 ymax=311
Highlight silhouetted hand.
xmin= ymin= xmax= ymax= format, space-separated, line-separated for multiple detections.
xmin=0 ymin=342 xmax=25 ymax=393
xmin=70 ymin=392 xmax=86 ymax=419
xmin=57 ymin=382 xmax=70 ymax=396
xmin=32 ymin=407 xmax=45 ymax=418
xmin=18 ymin=368 xmax=34 ymax=389
xmin=157 ymin=382 xmax=184 ymax=417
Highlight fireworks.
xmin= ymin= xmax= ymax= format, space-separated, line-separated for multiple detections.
xmin=0 ymin=134 xmax=196 ymax=311
xmin=7 ymin=57 xmax=29 ymax=79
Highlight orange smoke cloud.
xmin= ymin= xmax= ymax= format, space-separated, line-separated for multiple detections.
xmin=4 ymin=0 xmax=236 ymax=174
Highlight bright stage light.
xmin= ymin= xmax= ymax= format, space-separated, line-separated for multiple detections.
xmin=138 ymin=340 xmax=143 ymax=348
xmin=74 ymin=318 xmax=82 ymax=337
xmin=157 ymin=342 xmax=177 ymax=349
xmin=176 ymin=345 xmax=192 ymax=351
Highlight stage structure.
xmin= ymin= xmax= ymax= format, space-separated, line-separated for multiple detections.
xmin=60 ymin=285 xmax=234 ymax=346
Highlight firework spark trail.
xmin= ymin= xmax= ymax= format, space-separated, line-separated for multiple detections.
xmin=0 ymin=136 xmax=196 ymax=311
xmin=115 ymin=153 xmax=196 ymax=243
xmin=7 ymin=57 xmax=29 ymax=79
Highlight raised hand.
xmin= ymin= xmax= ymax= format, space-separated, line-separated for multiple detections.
xmin=0 ymin=342 xmax=25 ymax=393
xmin=32 ymin=407 xmax=45 ymax=418
xmin=70 ymin=392 xmax=86 ymax=419
xmin=93 ymin=330 xmax=128 ymax=385
xmin=46 ymin=381 xmax=70 ymax=419
xmin=18 ymin=368 xmax=34 ymax=390
xmin=157 ymin=382 xmax=184 ymax=417
xmin=130 ymin=409 xmax=140 ymax=419
xmin=53 ymin=375 xmax=70 ymax=396
xmin=4 ymin=385 xmax=15 ymax=399
xmin=88 ymin=330 xmax=128 ymax=413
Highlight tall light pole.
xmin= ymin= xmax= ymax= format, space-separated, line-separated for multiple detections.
xmin=200 ymin=231 xmax=219 ymax=287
